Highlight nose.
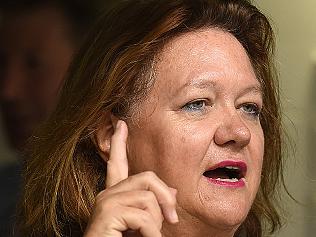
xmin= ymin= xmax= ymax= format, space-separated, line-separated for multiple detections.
xmin=214 ymin=112 xmax=251 ymax=149
xmin=0 ymin=62 xmax=25 ymax=102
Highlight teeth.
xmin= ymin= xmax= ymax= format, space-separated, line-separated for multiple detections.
xmin=215 ymin=178 xmax=239 ymax=182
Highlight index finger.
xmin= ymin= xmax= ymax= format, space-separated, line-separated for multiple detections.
xmin=106 ymin=120 xmax=129 ymax=188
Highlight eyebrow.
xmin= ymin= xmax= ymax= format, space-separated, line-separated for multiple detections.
xmin=173 ymin=77 xmax=217 ymax=96
xmin=237 ymin=84 xmax=263 ymax=97
xmin=174 ymin=74 xmax=262 ymax=93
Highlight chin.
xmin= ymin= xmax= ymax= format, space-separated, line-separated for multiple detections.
xmin=198 ymin=177 xmax=257 ymax=227
xmin=189 ymin=191 xmax=252 ymax=231
xmin=181 ymin=185 xmax=252 ymax=231
xmin=211 ymin=205 xmax=249 ymax=229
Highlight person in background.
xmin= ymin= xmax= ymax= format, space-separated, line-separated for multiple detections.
xmin=0 ymin=0 xmax=111 ymax=235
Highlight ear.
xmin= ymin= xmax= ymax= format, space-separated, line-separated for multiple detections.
xmin=94 ymin=112 xmax=118 ymax=162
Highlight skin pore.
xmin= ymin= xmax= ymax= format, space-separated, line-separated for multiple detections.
xmin=92 ymin=28 xmax=264 ymax=237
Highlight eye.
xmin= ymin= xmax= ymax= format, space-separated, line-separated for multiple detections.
xmin=182 ymin=100 xmax=206 ymax=112
xmin=240 ymin=103 xmax=261 ymax=118
xmin=25 ymin=53 xmax=42 ymax=70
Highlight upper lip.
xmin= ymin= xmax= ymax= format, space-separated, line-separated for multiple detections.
xmin=204 ymin=160 xmax=247 ymax=179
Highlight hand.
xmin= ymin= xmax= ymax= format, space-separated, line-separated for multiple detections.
xmin=84 ymin=120 xmax=178 ymax=237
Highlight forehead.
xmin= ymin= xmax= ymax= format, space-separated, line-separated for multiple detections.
xmin=153 ymin=28 xmax=258 ymax=94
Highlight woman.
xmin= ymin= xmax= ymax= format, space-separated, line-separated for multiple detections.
xmin=0 ymin=0 xmax=107 ymax=150
xmin=0 ymin=0 xmax=105 ymax=235
xmin=18 ymin=0 xmax=284 ymax=236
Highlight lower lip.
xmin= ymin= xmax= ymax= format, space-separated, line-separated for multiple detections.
xmin=205 ymin=177 xmax=245 ymax=187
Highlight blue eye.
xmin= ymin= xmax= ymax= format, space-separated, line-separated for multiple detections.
xmin=240 ymin=103 xmax=261 ymax=118
xmin=182 ymin=100 xmax=206 ymax=112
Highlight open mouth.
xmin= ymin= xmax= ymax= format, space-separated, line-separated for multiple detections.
xmin=203 ymin=161 xmax=247 ymax=185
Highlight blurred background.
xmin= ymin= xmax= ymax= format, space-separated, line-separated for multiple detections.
xmin=0 ymin=0 xmax=116 ymax=235
xmin=254 ymin=0 xmax=316 ymax=236
xmin=0 ymin=0 xmax=315 ymax=236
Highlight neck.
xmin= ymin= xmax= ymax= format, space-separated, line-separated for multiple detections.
xmin=123 ymin=210 xmax=239 ymax=237
xmin=123 ymin=224 xmax=237 ymax=237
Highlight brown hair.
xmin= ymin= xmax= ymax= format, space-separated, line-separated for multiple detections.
xmin=18 ymin=0 xmax=284 ymax=236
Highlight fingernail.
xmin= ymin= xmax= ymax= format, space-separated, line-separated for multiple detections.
xmin=168 ymin=209 xmax=179 ymax=223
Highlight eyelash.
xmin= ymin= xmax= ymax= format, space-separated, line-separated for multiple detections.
xmin=239 ymin=103 xmax=261 ymax=118
xmin=182 ymin=100 xmax=261 ymax=118
xmin=182 ymin=99 xmax=208 ymax=112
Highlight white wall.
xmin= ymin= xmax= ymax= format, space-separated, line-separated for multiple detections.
xmin=254 ymin=1 xmax=316 ymax=236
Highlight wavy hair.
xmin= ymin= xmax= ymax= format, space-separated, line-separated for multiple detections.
xmin=18 ymin=0 xmax=284 ymax=236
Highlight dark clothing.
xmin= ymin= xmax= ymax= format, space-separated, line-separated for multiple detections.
xmin=0 ymin=163 xmax=22 ymax=236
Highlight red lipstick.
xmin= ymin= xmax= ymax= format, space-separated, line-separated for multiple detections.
xmin=203 ymin=160 xmax=247 ymax=188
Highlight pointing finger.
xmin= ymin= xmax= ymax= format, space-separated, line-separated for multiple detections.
xmin=106 ymin=120 xmax=129 ymax=188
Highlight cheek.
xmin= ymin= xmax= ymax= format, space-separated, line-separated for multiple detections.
xmin=255 ymin=129 xmax=264 ymax=169
xmin=249 ymin=128 xmax=264 ymax=190
xmin=127 ymin=119 xmax=212 ymax=186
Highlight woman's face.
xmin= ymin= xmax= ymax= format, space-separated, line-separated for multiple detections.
xmin=126 ymin=29 xmax=264 ymax=232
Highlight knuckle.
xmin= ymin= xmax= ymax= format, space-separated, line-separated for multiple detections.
xmin=94 ymin=192 xmax=116 ymax=211
xmin=129 ymin=171 xmax=160 ymax=186
xmin=139 ymin=211 xmax=153 ymax=225
xmin=125 ymin=174 xmax=136 ymax=185
xmin=98 ymin=201 xmax=110 ymax=212
xmin=141 ymin=191 xmax=156 ymax=203
xmin=97 ymin=197 xmax=119 ymax=213
xmin=95 ymin=189 xmax=111 ymax=201
xmin=95 ymin=192 xmax=105 ymax=203
xmin=160 ymin=192 xmax=176 ymax=207
xmin=142 ymin=171 xmax=157 ymax=180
